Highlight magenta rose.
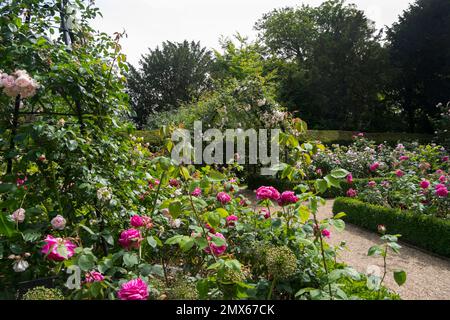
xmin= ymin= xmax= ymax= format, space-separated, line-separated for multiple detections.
xmin=346 ymin=173 xmax=353 ymax=184
xmin=255 ymin=186 xmax=280 ymax=201
xmin=442 ymin=156 xmax=449 ymax=162
xmin=399 ymin=156 xmax=409 ymax=161
xmin=436 ymin=186 xmax=449 ymax=198
xmin=420 ymin=180 xmax=430 ymax=189
xmin=117 ymin=278 xmax=149 ymax=300
xmin=118 ymin=228 xmax=142 ymax=250
xmin=226 ymin=215 xmax=238 ymax=227
xmin=85 ymin=271 xmax=105 ymax=283
xmin=41 ymin=235 xmax=76 ymax=261
xmin=322 ymin=229 xmax=331 ymax=239
xmin=277 ymin=191 xmax=299 ymax=206
xmin=204 ymin=232 xmax=227 ymax=256
xmin=395 ymin=170 xmax=404 ymax=177
xmin=369 ymin=162 xmax=380 ymax=172
xmin=191 ymin=187 xmax=202 ymax=197
xmin=216 ymin=192 xmax=231 ymax=205
xmin=169 ymin=179 xmax=180 ymax=188
xmin=130 ymin=215 xmax=144 ymax=227
xmin=346 ymin=188 xmax=357 ymax=197
xmin=439 ymin=175 xmax=447 ymax=183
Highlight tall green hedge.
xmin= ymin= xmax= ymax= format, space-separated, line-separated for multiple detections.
xmin=246 ymin=175 xmax=387 ymax=199
xmin=333 ymin=197 xmax=450 ymax=258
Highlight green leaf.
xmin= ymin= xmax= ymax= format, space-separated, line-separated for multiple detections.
xmin=330 ymin=169 xmax=350 ymax=179
xmin=180 ymin=166 xmax=190 ymax=180
xmin=165 ymin=235 xmax=183 ymax=245
xmin=394 ymin=270 xmax=407 ymax=286
xmin=333 ymin=212 xmax=346 ymax=219
xmin=315 ymin=179 xmax=328 ymax=193
xmin=123 ymin=253 xmax=138 ymax=267
xmin=78 ymin=254 xmax=95 ymax=271
xmin=0 ymin=183 xmax=17 ymax=193
xmin=366 ymin=275 xmax=381 ymax=291
xmin=205 ymin=211 xmax=220 ymax=228
xmin=194 ymin=237 xmax=208 ymax=250
xmin=368 ymin=245 xmax=381 ymax=256
xmin=387 ymin=242 xmax=402 ymax=253
xmin=209 ymin=170 xmax=226 ymax=181
xmin=324 ymin=175 xmax=341 ymax=189
xmin=0 ymin=214 xmax=17 ymax=238
xmin=180 ymin=238 xmax=195 ymax=252
xmin=22 ymin=230 xmax=41 ymax=242
xmin=168 ymin=201 xmax=182 ymax=219
xmin=298 ymin=206 xmax=310 ymax=223
xmin=332 ymin=219 xmax=345 ymax=232
xmin=147 ymin=236 xmax=157 ymax=248
xmin=210 ymin=235 xmax=226 ymax=247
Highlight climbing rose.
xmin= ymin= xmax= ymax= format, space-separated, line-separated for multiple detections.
xmin=346 ymin=188 xmax=357 ymax=197
xmin=11 ymin=208 xmax=25 ymax=223
xmin=395 ymin=170 xmax=405 ymax=177
xmin=118 ymin=229 xmax=142 ymax=250
xmin=130 ymin=215 xmax=144 ymax=227
xmin=216 ymin=192 xmax=231 ymax=204
xmin=117 ymin=278 xmax=149 ymax=300
xmin=41 ymin=235 xmax=76 ymax=261
xmin=420 ymin=180 xmax=430 ymax=189
xmin=85 ymin=271 xmax=104 ymax=283
xmin=226 ymin=215 xmax=238 ymax=227
xmin=51 ymin=215 xmax=66 ymax=230
xmin=204 ymin=232 xmax=227 ymax=256
xmin=321 ymin=229 xmax=331 ymax=239
xmin=369 ymin=162 xmax=380 ymax=172
xmin=256 ymin=186 xmax=280 ymax=201
xmin=346 ymin=173 xmax=353 ymax=184
xmin=191 ymin=187 xmax=202 ymax=197
xmin=277 ymin=191 xmax=299 ymax=206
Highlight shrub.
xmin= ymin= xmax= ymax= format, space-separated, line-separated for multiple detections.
xmin=22 ymin=286 xmax=64 ymax=300
xmin=333 ymin=197 xmax=450 ymax=257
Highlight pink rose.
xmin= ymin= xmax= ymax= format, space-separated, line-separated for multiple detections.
xmin=368 ymin=181 xmax=377 ymax=187
xmin=439 ymin=175 xmax=447 ymax=183
xmin=277 ymin=191 xmax=299 ymax=206
xmin=51 ymin=215 xmax=66 ymax=230
xmin=191 ymin=187 xmax=202 ymax=197
xmin=395 ymin=170 xmax=404 ymax=177
xmin=399 ymin=156 xmax=409 ymax=161
xmin=420 ymin=180 xmax=430 ymax=189
xmin=216 ymin=192 xmax=231 ymax=205
xmin=346 ymin=188 xmax=357 ymax=197
xmin=369 ymin=162 xmax=380 ymax=172
xmin=11 ymin=208 xmax=26 ymax=223
xmin=255 ymin=186 xmax=280 ymax=201
xmin=130 ymin=215 xmax=144 ymax=227
xmin=442 ymin=156 xmax=449 ymax=162
xmin=117 ymin=278 xmax=149 ymax=300
xmin=226 ymin=215 xmax=238 ymax=227
xmin=436 ymin=187 xmax=448 ymax=198
xmin=85 ymin=271 xmax=104 ymax=283
xmin=316 ymin=168 xmax=323 ymax=176
xmin=118 ymin=229 xmax=142 ymax=250
xmin=346 ymin=173 xmax=353 ymax=184
xmin=204 ymin=232 xmax=227 ymax=256
xmin=322 ymin=229 xmax=331 ymax=239
xmin=169 ymin=179 xmax=180 ymax=188
xmin=41 ymin=235 xmax=76 ymax=261
xmin=141 ymin=216 xmax=153 ymax=229
xmin=260 ymin=208 xmax=271 ymax=219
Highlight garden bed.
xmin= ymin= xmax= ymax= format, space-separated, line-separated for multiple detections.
xmin=332 ymin=197 xmax=450 ymax=258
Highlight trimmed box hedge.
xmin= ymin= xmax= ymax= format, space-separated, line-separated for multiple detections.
xmin=246 ymin=175 xmax=387 ymax=199
xmin=332 ymin=197 xmax=450 ymax=258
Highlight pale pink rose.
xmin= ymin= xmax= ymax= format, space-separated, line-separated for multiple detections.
xmin=11 ymin=208 xmax=25 ymax=223
xmin=51 ymin=215 xmax=66 ymax=230
xmin=117 ymin=278 xmax=149 ymax=300
xmin=15 ymin=75 xmax=31 ymax=88
xmin=216 ymin=192 xmax=231 ymax=205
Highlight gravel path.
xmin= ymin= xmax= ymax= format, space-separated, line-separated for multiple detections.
xmin=318 ymin=200 xmax=450 ymax=300
xmin=242 ymin=190 xmax=450 ymax=300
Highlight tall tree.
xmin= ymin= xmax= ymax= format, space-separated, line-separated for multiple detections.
xmin=387 ymin=0 xmax=450 ymax=133
xmin=127 ymin=40 xmax=213 ymax=129
xmin=256 ymin=0 xmax=390 ymax=131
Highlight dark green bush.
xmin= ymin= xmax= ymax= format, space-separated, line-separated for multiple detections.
xmin=333 ymin=197 xmax=450 ymax=258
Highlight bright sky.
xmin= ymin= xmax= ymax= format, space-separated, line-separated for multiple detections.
xmin=92 ymin=0 xmax=413 ymax=66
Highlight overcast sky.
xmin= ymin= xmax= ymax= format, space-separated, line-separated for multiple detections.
xmin=92 ymin=0 xmax=414 ymax=66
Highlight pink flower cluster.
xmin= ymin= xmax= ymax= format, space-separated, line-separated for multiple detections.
xmin=0 ymin=70 xmax=39 ymax=98
xmin=118 ymin=228 xmax=143 ymax=250
xmin=41 ymin=235 xmax=76 ymax=261
xmin=117 ymin=278 xmax=149 ymax=300
xmin=255 ymin=186 xmax=280 ymax=201
xmin=216 ymin=192 xmax=231 ymax=204
xmin=277 ymin=191 xmax=299 ymax=206
xmin=205 ymin=232 xmax=227 ymax=256
xmin=85 ymin=271 xmax=105 ymax=283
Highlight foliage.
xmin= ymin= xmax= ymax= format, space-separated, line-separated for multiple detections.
xmin=333 ymin=198 xmax=450 ymax=257
xmin=387 ymin=0 xmax=450 ymax=133
xmin=22 ymin=286 xmax=64 ymax=300
xmin=127 ymin=40 xmax=213 ymax=129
